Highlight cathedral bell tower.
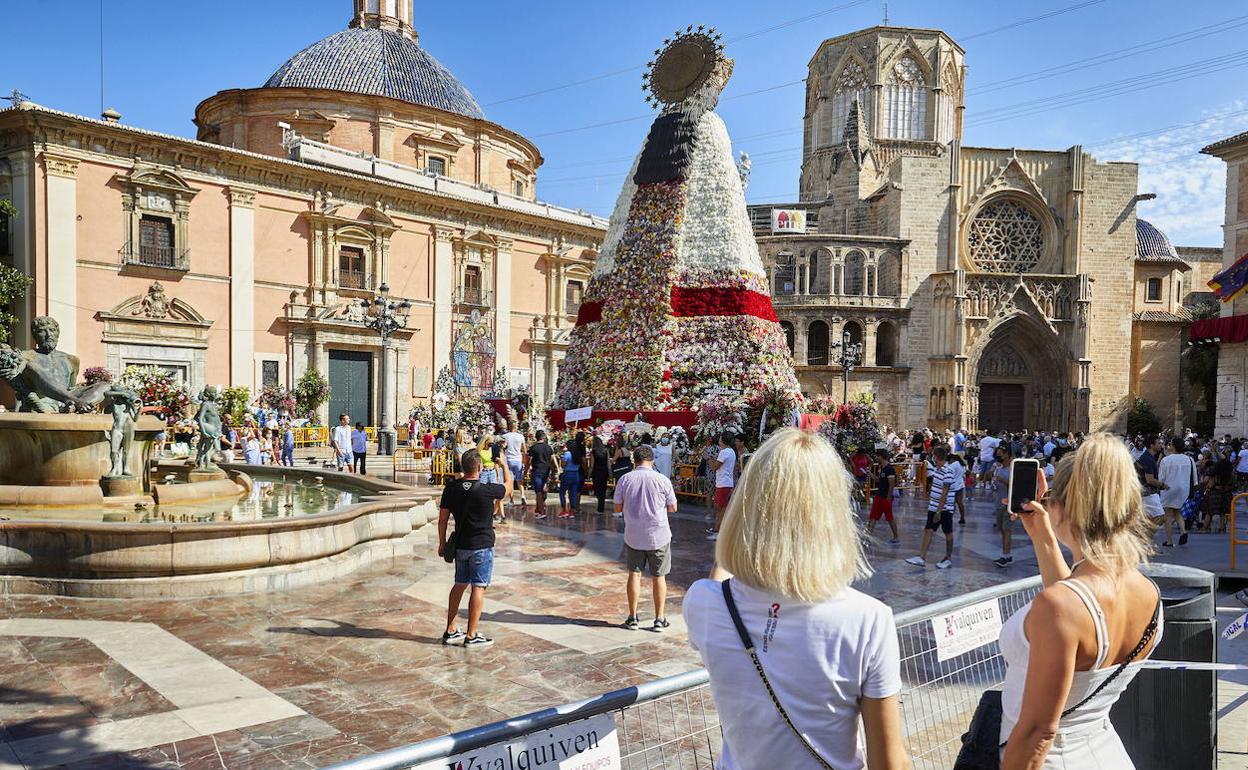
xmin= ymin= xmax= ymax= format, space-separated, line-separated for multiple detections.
xmin=351 ymin=0 xmax=416 ymax=40
xmin=799 ymin=26 xmax=964 ymax=203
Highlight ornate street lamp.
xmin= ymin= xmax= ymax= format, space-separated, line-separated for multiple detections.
xmin=833 ymin=327 xmax=864 ymax=405
xmin=358 ymin=283 xmax=412 ymax=456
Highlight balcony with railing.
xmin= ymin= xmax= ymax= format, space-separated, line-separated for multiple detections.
xmin=772 ymin=291 xmax=906 ymax=309
xmin=338 ymin=269 xmax=369 ymax=290
xmin=454 ymin=287 xmax=493 ymax=308
xmin=120 ymin=243 xmax=189 ymax=271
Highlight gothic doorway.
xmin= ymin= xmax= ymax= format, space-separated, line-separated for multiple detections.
xmin=973 ymin=317 xmax=1072 ymax=432
xmin=979 ymin=383 xmax=1025 ymax=432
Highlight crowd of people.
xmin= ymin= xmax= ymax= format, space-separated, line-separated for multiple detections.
xmin=430 ymin=416 xmax=1218 ymax=768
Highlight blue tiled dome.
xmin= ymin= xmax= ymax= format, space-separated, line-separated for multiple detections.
xmin=1135 ymin=218 xmax=1180 ymax=262
xmin=264 ymin=28 xmax=485 ymax=120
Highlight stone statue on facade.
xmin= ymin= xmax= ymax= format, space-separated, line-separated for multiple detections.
xmin=102 ymin=385 xmax=141 ymax=478
xmin=0 ymin=317 xmax=110 ymax=413
xmin=194 ymin=386 xmax=224 ymax=472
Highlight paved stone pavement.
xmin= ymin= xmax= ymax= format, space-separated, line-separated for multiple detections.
xmin=2 ymin=466 xmax=1244 ymax=768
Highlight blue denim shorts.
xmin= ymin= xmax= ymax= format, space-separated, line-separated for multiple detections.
xmin=454 ymin=547 xmax=494 ymax=587
xmin=479 ymin=468 xmax=497 ymax=484
xmin=507 ymin=460 xmax=524 ymax=485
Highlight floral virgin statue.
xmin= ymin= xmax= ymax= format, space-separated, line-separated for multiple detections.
xmin=553 ymin=27 xmax=798 ymax=412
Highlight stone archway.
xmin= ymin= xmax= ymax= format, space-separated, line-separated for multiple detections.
xmin=971 ymin=316 xmax=1074 ymax=432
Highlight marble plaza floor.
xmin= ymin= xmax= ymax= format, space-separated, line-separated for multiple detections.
xmin=1 ymin=478 xmax=1246 ymax=769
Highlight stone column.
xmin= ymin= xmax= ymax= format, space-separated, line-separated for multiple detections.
xmin=43 ymin=153 xmax=78 ymax=355
xmin=8 ymin=153 xmax=33 ymax=349
xmin=863 ymin=318 xmax=878 ymax=367
xmin=432 ymin=226 xmax=455 ymax=380
xmin=794 ymin=319 xmax=809 ymax=366
xmin=228 ymin=187 xmax=257 ymax=387
xmin=495 ymin=239 xmax=513 ymax=377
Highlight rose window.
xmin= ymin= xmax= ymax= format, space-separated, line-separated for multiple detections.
xmin=967 ymin=201 xmax=1044 ymax=273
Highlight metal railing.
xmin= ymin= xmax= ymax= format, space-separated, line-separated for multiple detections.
xmin=339 ymin=269 xmax=369 ymax=290
xmin=120 ymin=242 xmax=189 ymax=271
xmin=1229 ymin=492 xmax=1248 ymax=571
xmin=322 ymin=577 xmax=1044 ymax=770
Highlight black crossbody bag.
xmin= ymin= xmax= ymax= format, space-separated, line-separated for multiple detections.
xmin=953 ymin=594 xmax=1161 ymax=770
xmin=721 ymin=579 xmax=840 ymax=770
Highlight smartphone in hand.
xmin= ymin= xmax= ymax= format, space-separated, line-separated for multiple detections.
xmin=1008 ymin=458 xmax=1040 ymax=513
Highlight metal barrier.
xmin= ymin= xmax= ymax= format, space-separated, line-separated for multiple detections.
xmin=321 ymin=577 xmax=1043 ymax=770
xmin=392 ymin=448 xmax=456 ymax=486
xmin=1229 ymin=492 xmax=1248 ymax=571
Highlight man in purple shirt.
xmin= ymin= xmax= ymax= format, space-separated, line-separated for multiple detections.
xmin=614 ymin=445 xmax=678 ymax=632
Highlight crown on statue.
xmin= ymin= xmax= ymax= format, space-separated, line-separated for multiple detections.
xmin=642 ymin=25 xmax=730 ymax=109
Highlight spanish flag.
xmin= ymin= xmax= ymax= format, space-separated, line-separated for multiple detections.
xmin=1209 ymin=252 xmax=1248 ymax=302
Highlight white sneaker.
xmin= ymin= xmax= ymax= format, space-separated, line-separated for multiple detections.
xmin=905 ymin=556 xmax=926 ymax=567
xmin=706 ymin=532 xmax=718 ymax=542
xmin=936 ymin=559 xmax=953 ymax=569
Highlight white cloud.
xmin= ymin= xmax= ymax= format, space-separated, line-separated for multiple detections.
xmin=1094 ymin=101 xmax=1248 ymax=247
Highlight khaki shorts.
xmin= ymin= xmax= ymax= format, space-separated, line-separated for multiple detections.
xmin=625 ymin=543 xmax=671 ymax=577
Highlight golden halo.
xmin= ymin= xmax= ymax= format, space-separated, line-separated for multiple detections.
xmin=642 ymin=26 xmax=725 ymax=107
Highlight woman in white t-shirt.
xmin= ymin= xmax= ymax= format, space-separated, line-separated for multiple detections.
xmin=684 ymin=428 xmax=908 ymax=770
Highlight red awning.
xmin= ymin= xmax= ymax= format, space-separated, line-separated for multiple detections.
xmin=1190 ymin=314 xmax=1248 ymax=343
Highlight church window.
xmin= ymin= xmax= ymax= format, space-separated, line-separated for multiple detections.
xmin=138 ymin=215 xmax=176 ymax=268
xmin=780 ymin=321 xmax=795 ymax=354
xmin=774 ymin=253 xmax=796 ymax=295
xmin=807 ymin=321 xmax=830 ymax=365
xmin=843 ymin=320 xmax=864 ymax=351
xmin=877 ymin=252 xmax=901 ymax=296
xmin=513 ymin=179 xmax=525 ymax=197
xmin=426 ymin=156 xmax=446 ymax=176
xmin=1146 ymin=277 xmax=1162 ymax=302
xmin=938 ymin=62 xmax=961 ymax=144
xmin=875 ymin=322 xmax=898 ymax=367
xmin=462 ymin=264 xmax=482 ymax=305
xmin=565 ymin=279 xmax=583 ymax=315
xmin=844 ymin=251 xmax=866 ymax=295
xmin=338 ymin=246 xmax=366 ymax=289
xmin=883 ymin=56 xmax=927 ymax=140
xmin=967 ymin=200 xmax=1045 ymax=273
xmin=0 ymin=209 xmax=10 ymax=258
xmin=828 ymin=60 xmax=869 ymax=146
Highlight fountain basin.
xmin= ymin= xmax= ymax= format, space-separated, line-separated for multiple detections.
xmin=0 ymin=466 xmax=437 ymax=598
xmin=0 ymin=412 xmax=165 ymax=490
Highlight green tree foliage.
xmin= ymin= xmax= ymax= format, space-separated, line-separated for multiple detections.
xmin=1126 ymin=397 xmax=1162 ymax=436
xmin=220 ymin=386 xmax=251 ymax=426
xmin=0 ymin=199 xmax=32 ymax=344
xmin=294 ymin=368 xmax=331 ymax=418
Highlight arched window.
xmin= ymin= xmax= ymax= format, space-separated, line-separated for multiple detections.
xmin=884 ymin=55 xmax=927 ymax=140
xmin=967 ymin=199 xmax=1045 ymax=273
xmin=807 ymin=255 xmax=819 ymax=295
xmin=828 ymin=60 xmax=869 ymax=146
xmin=875 ymin=321 xmax=898 ymax=366
xmin=877 ymin=252 xmax=901 ymax=296
xmin=808 ymin=321 xmax=830 ymax=365
xmin=1146 ymin=277 xmax=1162 ymax=302
xmin=810 ymin=250 xmax=832 ymax=293
xmin=937 ymin=61 xmax=961 ymax=144
xmin=780 ymin=321 xmax=795 ymax=354
xmin=844 ymin=251 xmax=866 ymax=296
xmin=843 ymin=320 xmax=864 ymax=353
xmin=774 ymin=253 xmax=796 ymax=295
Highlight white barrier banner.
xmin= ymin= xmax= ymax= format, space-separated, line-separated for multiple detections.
xmin=931 ymin=599 xmax=1003 ymax=662
xmin=412 ymin=713 xmax=619 ymax=770
xmin=1223 ymin=610 xmax=1248 ymax=641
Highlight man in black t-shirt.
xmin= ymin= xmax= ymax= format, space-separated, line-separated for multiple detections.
xmin=438 ymin=450 xmax=507 ymax=648
xmin=525 ymin=430 xmax=557 ymax=519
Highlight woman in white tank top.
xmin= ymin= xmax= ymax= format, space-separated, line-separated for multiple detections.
xmin=1000 ymin=433 xmax=1161 ymax=769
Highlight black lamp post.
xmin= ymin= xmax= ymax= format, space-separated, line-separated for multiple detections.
xmin=358 ymin=283 xmax=412 ymax=456
xmin=833 ymin=327 xmax=864 ymax=404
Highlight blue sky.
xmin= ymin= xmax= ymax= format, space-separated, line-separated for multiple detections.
xmin=7 ymin=0 xmax=1246 ymax=245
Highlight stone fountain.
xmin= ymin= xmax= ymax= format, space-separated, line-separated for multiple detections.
xmin=0 ymin=316 xmax=236 ymax=507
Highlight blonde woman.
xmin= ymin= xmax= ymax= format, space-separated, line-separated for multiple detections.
xmin=683 ymin=428 xmax=909 ymax=770
xmin=1000 ymin=433 xmax=1161 ymax=769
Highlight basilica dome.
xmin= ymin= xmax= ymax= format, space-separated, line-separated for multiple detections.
xmin=263 ymin=27 xmax=485 ymax=120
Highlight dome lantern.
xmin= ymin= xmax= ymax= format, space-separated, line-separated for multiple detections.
xmin=352 ymin=0 xmax=416 ymax=41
